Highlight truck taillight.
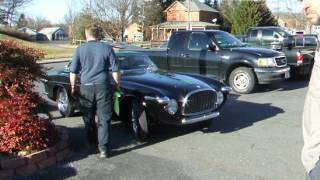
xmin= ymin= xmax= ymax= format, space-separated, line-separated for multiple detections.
xmin=296 ymin=51 xmax=304 ymax=64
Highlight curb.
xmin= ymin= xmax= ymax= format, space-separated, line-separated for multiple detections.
xmin=37 ymin=58 xmax=70 ymax=64
xmin=0 ymin=126 xmax=72 ymax=179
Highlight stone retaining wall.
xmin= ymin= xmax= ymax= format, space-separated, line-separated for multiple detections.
xmin=0 ymin=126 xmax=72 ymax=180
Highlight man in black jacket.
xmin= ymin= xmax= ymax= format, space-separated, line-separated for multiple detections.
xmin=69 ymin=24 xmax=120 ymax=158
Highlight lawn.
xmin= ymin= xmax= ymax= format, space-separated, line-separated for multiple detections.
xmin=0 ymin=34 xmax=76 ymax=60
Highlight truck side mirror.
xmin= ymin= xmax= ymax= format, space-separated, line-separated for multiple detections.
xmin=208 ymin=43 xmax=217 ymax=51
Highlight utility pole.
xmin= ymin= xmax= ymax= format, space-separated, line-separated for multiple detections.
xmin=188 ymin=0 xmax=191 ymax=30
xmin=277 ymin=0 xmax=279 ymax=21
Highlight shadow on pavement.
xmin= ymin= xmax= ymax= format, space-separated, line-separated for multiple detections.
xmin=16 ymin=93 xmax=284 ymax=179
xmin=203 ymin=97 xmax=285 ymax=134
xmin=254 ymin=78 xmax=309 ymax=93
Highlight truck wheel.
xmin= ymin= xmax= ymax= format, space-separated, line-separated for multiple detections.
xmin=130 ymin=100 xmax=149 ymax=141
xmin=56 ymin=87 xmax=74 ymax=117
xmin=229 ymin=67 xmax=256 ymax=94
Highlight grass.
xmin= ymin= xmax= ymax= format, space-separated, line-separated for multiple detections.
xmin=0 ymin=33 xmax=76 ymax=60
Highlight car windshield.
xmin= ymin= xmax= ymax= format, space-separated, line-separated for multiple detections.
xmin=210 ymin=31 xmax=245 ymax=48
xmin=159 ymin=41 xmax=168 ymax=49
xmin=117 ymin=54 xmax=158 ymax=71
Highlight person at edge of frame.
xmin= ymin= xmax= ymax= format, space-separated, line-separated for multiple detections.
xmin=301 ymin=0 xmax=320 ymax=179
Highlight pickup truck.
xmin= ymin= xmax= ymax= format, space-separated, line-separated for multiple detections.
xmin=134 ymin=30 xmax=290 ymax=94
xmin=242 ymin=26 xmax=317 ymax=76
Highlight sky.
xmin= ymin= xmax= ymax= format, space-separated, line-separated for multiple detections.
xmin=21 ymin=0 xmax=82 ymax=24
xmin=21 ymin=0 xmax=303 ymax=24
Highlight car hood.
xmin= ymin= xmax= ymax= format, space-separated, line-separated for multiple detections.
xmin=122 ymin=70 xmax=214 ymax=96
xmin=230 ymin=47 xmax=281 ymax=57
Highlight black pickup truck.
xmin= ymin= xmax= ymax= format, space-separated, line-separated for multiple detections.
xmin=242 ymin=26 xmax=317 ymax=76
xmin=134 ymin=30 xmax=290 ymax=94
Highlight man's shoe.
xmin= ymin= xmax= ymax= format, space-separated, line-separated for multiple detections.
xmin=99 ymin=151 xmax=108 ymax=158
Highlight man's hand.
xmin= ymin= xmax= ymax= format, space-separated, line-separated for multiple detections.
xmin=114 ymin=83 xmax=121 ymax=91
xmin=112 ymin=71 xmax=121 ymax=91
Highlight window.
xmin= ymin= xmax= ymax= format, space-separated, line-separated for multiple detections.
xmin=188 ymin=32 xmax=212 ymax=50
xmin=262 ymin=30 xmax=274 ymax=38
xmin=169 ymin=32 xmax=189 ymax=51
xmin=118 ymin=55 xmax=155 ymax=70
xmin=250 ymin=30 xmax=258 ymax=38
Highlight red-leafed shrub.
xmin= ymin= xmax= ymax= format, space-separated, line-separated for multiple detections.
xmin=0 ymin=40 xmax=57 ymax=154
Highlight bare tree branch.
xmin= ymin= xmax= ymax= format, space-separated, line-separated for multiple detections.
xmin=0 ymin=0 xmax=33 ymax=26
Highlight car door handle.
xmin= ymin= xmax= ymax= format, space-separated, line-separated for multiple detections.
xmin=181 ymin=53 xmax=190 ymax=58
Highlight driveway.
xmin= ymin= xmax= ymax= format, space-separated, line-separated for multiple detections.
xmin=18 ymin=62 xmax=309 ymax=180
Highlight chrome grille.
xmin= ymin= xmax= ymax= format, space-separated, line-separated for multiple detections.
xmin=275 ymin=56 xmax=287 ymax=67
xmin=182 ymin=89 xmax=217 ymax=116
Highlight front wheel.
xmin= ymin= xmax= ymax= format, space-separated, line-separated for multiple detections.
xmin=229 ymin=67 xmax=256 ymax=94
xmin=56 ymin=87 xmax=74 ymax=117
xmin=130 ymin=100 xmax=149 ymax=141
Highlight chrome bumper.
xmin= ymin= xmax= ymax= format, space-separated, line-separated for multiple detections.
xmin=254 ymin=66 xmax=290 ymax=73
xmin=181 ymin=111 xmax=220 ymax=125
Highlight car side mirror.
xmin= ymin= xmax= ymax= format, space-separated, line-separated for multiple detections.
xmin=274 ymin=34 xmax=279 ymax=39
xmin=208 ymin=43 xmax=217 ymax=51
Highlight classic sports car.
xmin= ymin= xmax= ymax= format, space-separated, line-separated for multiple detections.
xmin=42 ymin=51 xmax=231 ymax=140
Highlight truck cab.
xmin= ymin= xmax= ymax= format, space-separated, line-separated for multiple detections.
xmin=138 ymin=30 xmax=290 ymax=94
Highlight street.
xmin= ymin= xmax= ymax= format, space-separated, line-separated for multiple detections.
xmin=23 ymin=61 xmax=308 ymax=180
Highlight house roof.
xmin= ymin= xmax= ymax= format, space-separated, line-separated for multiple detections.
xmin=165 ymin=0 xmax=219 ymax=13
xmin=150 ymin=21 xmax=219 ymax=29
xmin=18 ymin=27 xmax=37 ymax=35
xmin=39 ymin=27 xmax=62 ymax=35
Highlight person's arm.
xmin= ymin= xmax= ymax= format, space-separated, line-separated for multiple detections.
xmin=70 ymin=73 xmax=77 ymax=94
xmin=70 ymin=48 xmax=81 ymax=94
xmin=109 ymin=47 xmax=121 ymax=90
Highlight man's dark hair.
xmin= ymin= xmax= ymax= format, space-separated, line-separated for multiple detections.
xmin=85 ymin=24 xmax=103 ymax=40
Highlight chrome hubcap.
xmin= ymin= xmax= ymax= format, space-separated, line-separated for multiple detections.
xmin=234 ymin=73 xmax=249 ymax=90
xmin=57 ymin=91 xmax=68 ymax=113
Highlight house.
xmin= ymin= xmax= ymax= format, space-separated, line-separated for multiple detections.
xmin=150 ymin=0 xmax=220 ymax=41
xmin=124 ymin=23 xmax=143 ymax=42
xmin=39 ymin=27 xmax=68 ymax=41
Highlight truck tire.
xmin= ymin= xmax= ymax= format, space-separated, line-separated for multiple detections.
xmin=229 ymin=67 xmax=256 ymax=94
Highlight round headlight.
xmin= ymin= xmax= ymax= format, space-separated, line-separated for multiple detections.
xmin=165 ymin=99 xmax=178 ymax=115
xmin=216 ymin=91 xmax=224 ymax=105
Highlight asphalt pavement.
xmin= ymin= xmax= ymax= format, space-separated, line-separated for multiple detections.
xmin=17 ymin=62 xmax=309 ymax=180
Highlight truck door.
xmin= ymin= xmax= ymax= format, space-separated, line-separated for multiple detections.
xmin=185 ymin=32 xmax=221 ymax=79
xmin=167 ymin=32 xmax=189 ymax=73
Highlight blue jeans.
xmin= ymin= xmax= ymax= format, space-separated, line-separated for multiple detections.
xmin=79 ymin=83 xmax=112 ymax=152
xmin=307 ymin=161 xmax=320 ymax=180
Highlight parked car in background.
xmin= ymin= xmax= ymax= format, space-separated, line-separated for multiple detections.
xmin=243 ymin=26 xmax=317 ymax=76
xmin=42 ymin=51 xmax=231 ymax=141
xmin=133 ymin=30 xmax=290 ymax=94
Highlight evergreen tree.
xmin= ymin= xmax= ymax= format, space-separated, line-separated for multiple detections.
xmin=255 ymin=0 xmax=278 ymax=26
xmin=74 ymin=10 xmax=95 ymax=40
xmin=218 ymin=0 xmax=238 ymax=32
xmin=143 ymin=0 xmax=165 ymax=40
xmin=230 ymin=0 xmax=261 ymax=35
